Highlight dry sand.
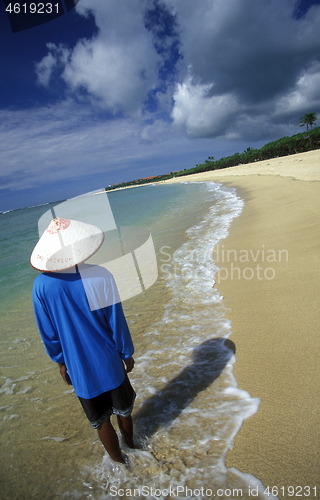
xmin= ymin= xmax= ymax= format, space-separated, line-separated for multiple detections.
xmin=167 ymin=150 xmax=320 ymax=494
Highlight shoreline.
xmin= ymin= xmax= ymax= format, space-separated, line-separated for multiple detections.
xmin=166 ymin=150 xmax=320 ymax=490
xmin=100 ymin=149 xmax=320 ymax=195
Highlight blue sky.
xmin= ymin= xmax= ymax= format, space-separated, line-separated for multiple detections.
xmin=1 ymin=0 xmax=320 ymax=211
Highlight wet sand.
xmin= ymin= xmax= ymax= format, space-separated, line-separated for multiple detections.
xmin=167 ymin=150 xmax=320 ymax=493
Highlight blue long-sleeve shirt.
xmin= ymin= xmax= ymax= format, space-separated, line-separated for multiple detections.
xmin=32 ymin=265 xmax=134 ymax=399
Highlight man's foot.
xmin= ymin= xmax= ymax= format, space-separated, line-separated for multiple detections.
xmin=123 ymin=437 xmax=135 ymax=449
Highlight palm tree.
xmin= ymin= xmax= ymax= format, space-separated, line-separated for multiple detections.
xmin=299 ymin=112 xmax=317 ymax=131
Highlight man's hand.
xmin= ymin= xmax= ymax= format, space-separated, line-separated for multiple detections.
xmin=58 ymin=363 xmax=72 ymax=385
xmin=124 ymin=357 xmax=134 ymax=373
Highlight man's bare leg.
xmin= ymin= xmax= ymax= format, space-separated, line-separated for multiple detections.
xmin=117 ymin=415 xmax=135 ymax=449
xmin=97 ymin=418 xmax=126 ymax=463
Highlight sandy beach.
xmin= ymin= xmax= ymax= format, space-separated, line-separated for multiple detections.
xmin=167 ymin=150 xmax=320 ymax=494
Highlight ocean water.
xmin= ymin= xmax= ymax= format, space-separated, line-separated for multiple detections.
xmin=0 ymin=182 xmax=277 ymax=500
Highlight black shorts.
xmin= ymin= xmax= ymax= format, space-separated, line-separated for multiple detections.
xmin=78 ymin=374 xmax=136 ymax=429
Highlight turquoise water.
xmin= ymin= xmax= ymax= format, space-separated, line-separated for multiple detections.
xmin=0 ymin=182 xmax=226 ymax=313
xmin=0 ymin=202 xmax=53 ymax=312
xmin=0 ymin=182 xmax=275 ymax=499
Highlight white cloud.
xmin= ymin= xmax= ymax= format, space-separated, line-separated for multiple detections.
xmin=61 ymin=35 xmax=158 ymax=115
xmin=275 ymin=62 xmax=320 ymax=117
xmin=35 ymin=43 xmax=70 ymax=87
xmin=35 ymin=50 xmax=57 ymax=87
xmin=171 ymin=77 xmax=240 ymax=137
xmin=36 ymin=0 xmax=160 ymax=115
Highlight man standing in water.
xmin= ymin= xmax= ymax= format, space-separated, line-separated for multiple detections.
xmin=30 ymin=217 xmax=136 ymax=464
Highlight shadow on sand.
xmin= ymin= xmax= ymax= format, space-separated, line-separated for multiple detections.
xmin=134 ymin=337 xmax=236 ymax=439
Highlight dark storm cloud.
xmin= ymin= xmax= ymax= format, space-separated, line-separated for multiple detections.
xmin=176 ymin=0 xmax=320 ymax=101
xmin=164 ymin=0 xmax=320 ymax=138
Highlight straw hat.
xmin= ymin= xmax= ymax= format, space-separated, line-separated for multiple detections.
xmin=30 ymin=217 xmax=104 ymax=272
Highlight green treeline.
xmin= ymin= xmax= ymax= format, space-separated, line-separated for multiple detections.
xmin=105 ymin=126 xmax=320 ymax=191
